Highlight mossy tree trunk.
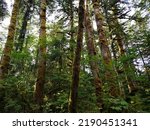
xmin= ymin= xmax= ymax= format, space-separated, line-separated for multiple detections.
xmin=92 ymin=0 xmax=119 ymax=97
xmin=35 ymin=0 xmax=47 ymax=109
xmin=0 ymin=0 xmax=20 ymax=79
xmin=85 ymin=0 xmax=103 ymax=112
xmin=68 ymin=0 xmax=85 ymax=113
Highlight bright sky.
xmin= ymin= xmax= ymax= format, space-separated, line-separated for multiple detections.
xmin=0 ymin=0 xmax=14 ymax=49
xmin=0 ymin=0 xmax=13 ymax=25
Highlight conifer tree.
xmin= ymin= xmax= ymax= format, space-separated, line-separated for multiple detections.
xmin=68 ymin=0 xmax=85 ymax=113
xmin=0 ymin=0 xmax=20 ymax=79
xmin=35 ymin=0 xmax=47 ymax=110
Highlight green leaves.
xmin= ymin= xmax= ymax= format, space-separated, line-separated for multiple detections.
xmin=0 ymin=0 xmax=149 ymax=113
xmin=11 ymin=50 xmax=30 ymax=61
xmin=104 ymin=97 xmax=129 ymax=112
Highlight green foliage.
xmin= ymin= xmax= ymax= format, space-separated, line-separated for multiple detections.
xmin=0 ymin=73 xmax=34 ymax=112
xmin=77 ymin=71 xmax=99 ymax=112
xmin=0 ymin=0 xmax=149 ymax=113
xmin=103 ymin=95 xmax=129 ymax=112
xmin=43 ymin=91 xmax=68 ymax=113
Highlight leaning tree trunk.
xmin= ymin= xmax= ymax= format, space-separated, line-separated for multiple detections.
xmin=137 ymin=44 xmax=150 ymax=81
xmin=35 ymin=0 xmax=47 ymax=110
xmin=111 ymin=5 xmax=137 ymax=94
xmin=85 ymin=0 xmax=103 ymax=112
xmin=68 ymin=0 xmax=85 ymax=113
xmin=0 ymin=0 xmax=20 ymax=79
xmin=92 ymin=0 xmax=119 ymax=97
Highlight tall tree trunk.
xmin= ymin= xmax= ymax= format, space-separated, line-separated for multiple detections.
xmin=68 ymin=0 xmax=85 ymax=113
xmin=69 ymin=0 xmax=74 ymax=61
xmin=111 ymin=6 xmax=137 ymax=94
xmin=102 ymin=2 xmax=125 ymax=97
xmin=92 ymin=0 xmax=119 ymax=97
xmin=85 ymin=0 xmax=103 ymax=112
xmin=16 ymin=0 xmax=33 ymax=51
xmin=35 ymin=0 xmax=47 ymax=109
xmin=0 ymin=0 xmax=20 ymax=79
xmin=15 ymin=0 xmax=34 ymax=73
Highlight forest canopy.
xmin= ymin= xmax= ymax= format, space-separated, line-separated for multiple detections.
xmin=0 ymin=0 xmax=150 ymax=113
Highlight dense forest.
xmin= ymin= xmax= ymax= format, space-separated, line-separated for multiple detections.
xmin=0 ymin=0 xmax=149 ymax=113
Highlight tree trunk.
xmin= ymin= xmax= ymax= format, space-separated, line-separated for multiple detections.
xmin=85 ymin=0 xmax=103 ymax=112
xmin=16 ymin=0 xmax=33 ymax=51
xmin=69 ymin=0 xmax=74 ymax=62
xmin=111 ymin=6 xmax=137 ymax=94
xmin=92 ymin=0 xmax=119 ymax=97
xmin=35 ymin=0 xmax=47 ymax=109
xmin=0 ymin=0 xmax=20 ymax=79
xmin=68 ymin=0 xmax=85 ymax=113
xmin=137 ymin=44 xmax=150 ymax=81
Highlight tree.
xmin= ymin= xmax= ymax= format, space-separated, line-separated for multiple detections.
xmin=56 ymin=0 xmax=75 ymax=65
xmin=35 ymin=0 xmax=47 ymax=110
xmin=0 ymin=0 xmax=20 ymax=79
xmin=16 ymin=0 xmax=34 ymax=52
xmin=104 ymin=0 xmax=137 ymax=94
xmin=0 ymin=0 xmax=149 ymax=113
xmin=92 ymin=0 xmax=119 ymax=97
xmin=68 ymin=0 xmax=85 ymax=113
xmin=84 ymin=0 xmax=103 ymax=112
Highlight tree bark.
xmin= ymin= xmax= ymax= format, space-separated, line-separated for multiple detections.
xmin=92 ymin=0 xmax=119 ymax=97
xmin=16 ymin=0 xmax=33 ymax=51
xmin=0 ymin=0 xmax=20 ymax=79
xmin=85 ymin=0 xmax=103 ymax=112
xmin=69 ymin=0 xmax=75 ymax=61
xmin=35 ymin=0 xmax=47 ymax=108
xmin=111 ymin=6 xmax=137 ymax=94
xmin=68 ymin=0 xmax=85 ymax=113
